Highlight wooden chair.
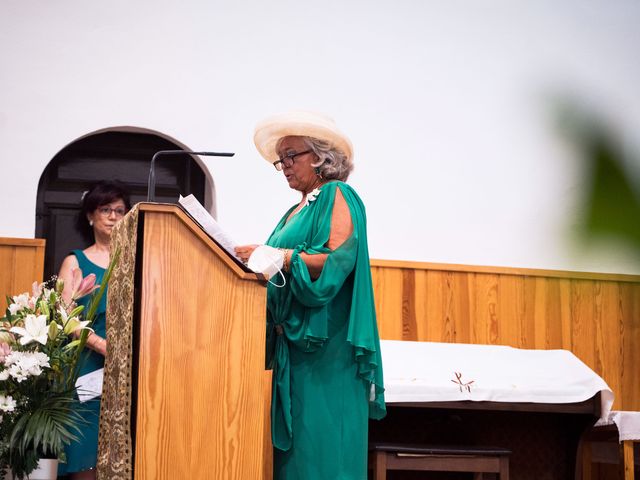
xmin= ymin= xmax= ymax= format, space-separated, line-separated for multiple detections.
xmin=369 ymin=442 xmax=511 ymax=479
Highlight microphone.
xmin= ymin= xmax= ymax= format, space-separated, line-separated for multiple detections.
xmin=147 ymin=150 xmax=235 ymax=202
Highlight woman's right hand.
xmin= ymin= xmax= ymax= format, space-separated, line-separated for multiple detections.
xmin=235 ymin=244 xmax=260 ymax=264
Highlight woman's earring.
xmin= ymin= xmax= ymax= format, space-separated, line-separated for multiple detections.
xmin=314 ymin=167 xmax=322 ymax=178
xmin=89 ymin=220 xmax=94 ymax=226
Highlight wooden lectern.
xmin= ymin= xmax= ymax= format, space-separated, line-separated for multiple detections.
xmin=97 ymin=204 xmax=268 ymax=480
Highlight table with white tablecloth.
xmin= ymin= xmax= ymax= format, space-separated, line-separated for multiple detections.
xmin=371 ymin=340 xmax=615 ymax=480
xmin=380 ymin=340 xmax=614 ymax=419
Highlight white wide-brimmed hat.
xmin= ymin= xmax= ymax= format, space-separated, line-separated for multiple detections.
xmin=253 ymin=111 xmax=353 ymax=164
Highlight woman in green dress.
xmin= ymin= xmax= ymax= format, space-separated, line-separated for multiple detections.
xmin=236 ymin=112 xmax=386 ymax=479
xmin=57 ymin=181 xmax=130 ymax=480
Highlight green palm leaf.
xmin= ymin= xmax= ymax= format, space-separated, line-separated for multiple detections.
xmin=9 ymin=393 xmax=86 ymax=458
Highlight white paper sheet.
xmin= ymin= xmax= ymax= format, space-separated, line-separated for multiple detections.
xmin=178 ymin=194 xmax=241 ymax=260
xmin=75 ymin=367 xmax=104 ymax=403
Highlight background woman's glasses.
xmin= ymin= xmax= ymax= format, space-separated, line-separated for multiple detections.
xmin=97 ymin=207 xmax=126 ymax=217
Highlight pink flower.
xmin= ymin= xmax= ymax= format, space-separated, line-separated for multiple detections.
xmin=31 ymin=281 xmax=42 ymax=297
xmin=70 ymin=269 xmax=99 ymax=300
xmin=0 ymin=343 xmax=12 ymax=363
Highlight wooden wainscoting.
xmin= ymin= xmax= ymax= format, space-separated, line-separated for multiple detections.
xmin=370 ymin=259 xmax=640 ymax=411
xmin=0 ymin=237 xmax=45 ymax=310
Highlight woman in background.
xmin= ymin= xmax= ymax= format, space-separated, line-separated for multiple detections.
xmin=57 ymin=180 xmax=130 ymax=480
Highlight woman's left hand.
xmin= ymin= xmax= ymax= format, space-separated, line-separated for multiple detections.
xmin=235 ymin=244 xmax=260 ymax=263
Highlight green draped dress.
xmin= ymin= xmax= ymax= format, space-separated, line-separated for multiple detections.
xmin=58 ymin=249 xmax=107 ymax=475
xmin=265 ymin=181 xmax=386 ymax=480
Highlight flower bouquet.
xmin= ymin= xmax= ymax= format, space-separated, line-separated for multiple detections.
xmin=0 ymin=254 xmax=117 ymax=479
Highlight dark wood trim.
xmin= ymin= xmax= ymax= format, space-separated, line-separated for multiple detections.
xmin=388 ymin=392 xmax=601 ymax=416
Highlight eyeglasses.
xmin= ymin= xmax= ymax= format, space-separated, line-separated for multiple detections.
xmin=97 ymin=206 xmax=127 ymax=217
xmin=272 ymin=150 xmax=312 ymax=171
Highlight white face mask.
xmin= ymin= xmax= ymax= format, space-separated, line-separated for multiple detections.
xmin=247 ymin=245 xmax=286 ymax=287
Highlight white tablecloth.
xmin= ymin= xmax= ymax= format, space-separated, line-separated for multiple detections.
xmin=596 ymin=411 xmax=640 ymax=441
xmin=380 ymin=340 xmax=614 ymax=422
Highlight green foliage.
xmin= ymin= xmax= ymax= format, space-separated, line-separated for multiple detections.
xmin=10 ymin=393 xmax=84 ymax=456
xmin=582 ymin=132 xmax=640 ymax=249
xmin=557 ymin=104 xmax=640 ymax=253
xmin=7 ymin=393 xmax=85 ymax=479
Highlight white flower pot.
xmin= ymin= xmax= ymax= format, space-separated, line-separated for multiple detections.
xmin=3 ymin=459 xmax=58 ymax=480
xmin=28 ymin=459 xmax=58 ymax=480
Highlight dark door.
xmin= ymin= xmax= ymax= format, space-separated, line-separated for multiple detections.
xmin=35 ymin=130 xmax=208 ymax=278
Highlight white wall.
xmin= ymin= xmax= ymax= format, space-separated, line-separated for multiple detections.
xmin=1 ymin=0 xmax=639 ymax=273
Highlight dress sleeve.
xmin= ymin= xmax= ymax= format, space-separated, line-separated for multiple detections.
xmin=286 ymin=182 xmax=357 ymax=307
xmin=288 ymin=236 xmax=357 ymax=308
xmin=339 ymin=185 xmax=386 ymax=419
xmin=286 ymin=182 xmax=387 ymax=419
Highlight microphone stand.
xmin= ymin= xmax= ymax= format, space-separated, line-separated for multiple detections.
xmin=147 ymin=150 xmax=235 ymax=202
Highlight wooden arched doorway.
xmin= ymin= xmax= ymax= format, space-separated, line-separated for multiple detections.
xmin=35 ymin=128 xmax=211 ymax=278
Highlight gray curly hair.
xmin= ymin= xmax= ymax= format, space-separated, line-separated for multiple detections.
xmin=303 ymin=136 xmax=354 ymax=181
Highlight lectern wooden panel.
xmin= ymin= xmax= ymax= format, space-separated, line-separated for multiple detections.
xmin=98 ymin=204 xmax=267 ymax=480
xmin=0 ymin=237 xmax=45 ymax=310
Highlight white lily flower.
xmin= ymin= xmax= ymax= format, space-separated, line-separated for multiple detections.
xmin=8 ymin=293 xmax=30 ymax=315
xmin=10 ymin=314 xmax=49 ymax=346
xmin=64 ymin=318 xmax=91 ymax=335
xmin=58 ymin=307 xmax=90 ymax=335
